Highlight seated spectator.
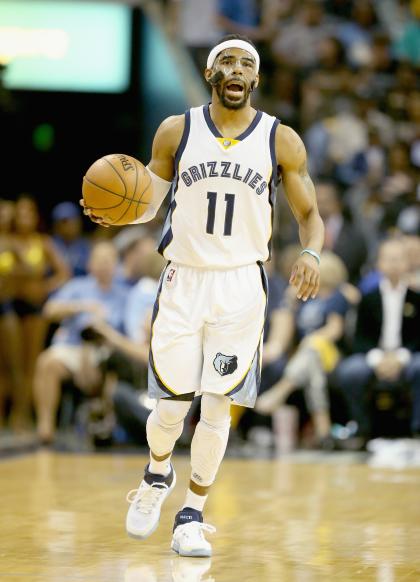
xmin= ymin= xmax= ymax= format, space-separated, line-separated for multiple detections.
xmin=12 ymin=195 xmax=69 ymax=430
xmin=256 ymin=252 xmax=357 ymax=449
xmin=336 ymin=238 xmax=420 ymax=443
xmin=88 ymin=309 xmax=153 ymax=446
xmin=51 ymin=201 xmax=91 ymax=276
xmin=113 ymin=226 xmax=157 ymax=289
xmin=33 ymin=241 xmax=128 ymax=443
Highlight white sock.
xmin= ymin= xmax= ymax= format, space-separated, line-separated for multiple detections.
xmin=148 ymin=453 xmax=171 ymax=476
xmin=183 ymin=488 xmax=208 ymax=512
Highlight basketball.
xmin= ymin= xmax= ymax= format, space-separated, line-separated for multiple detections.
xmin=82 ymin=154 xmax=152 ymax=225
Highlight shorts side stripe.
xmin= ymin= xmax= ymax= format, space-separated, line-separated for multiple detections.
xmin=148 ymin=263 xmax=180 ymax=396
xmin=224 ymin=263 xmax=268 ymax=400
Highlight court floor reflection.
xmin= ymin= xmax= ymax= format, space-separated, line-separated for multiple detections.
xmin=1 ymin=452 xmax=420 ymax=581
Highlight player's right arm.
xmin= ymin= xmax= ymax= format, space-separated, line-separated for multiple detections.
xmin=147 ymin=114 xmax=185 ymax=181
xmin=81 ymin=114 xmax=185 ymax=227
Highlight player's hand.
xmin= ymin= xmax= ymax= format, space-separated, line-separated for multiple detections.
xmin=289 ymin=254 xmax=320 ymax=301
xmin=79 ymin=199 xmax=110 ymax=228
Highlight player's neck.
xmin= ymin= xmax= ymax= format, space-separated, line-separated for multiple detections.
xmin=209 ymin=100 xmax=256 ymax=138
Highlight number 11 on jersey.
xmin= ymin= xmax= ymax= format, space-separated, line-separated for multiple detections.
xmin=206 ymin=192 xmax=235 ymax=236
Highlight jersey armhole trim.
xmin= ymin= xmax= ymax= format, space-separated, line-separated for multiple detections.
xmin=174 ymin=110 xmax=191 ymax=167
xmin=269 ymin=118 xmax=281 ymax=187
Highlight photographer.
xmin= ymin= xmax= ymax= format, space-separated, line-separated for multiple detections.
xmin=33 ymin=241 xmax=128 ymax=444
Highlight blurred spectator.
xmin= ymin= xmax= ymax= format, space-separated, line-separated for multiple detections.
xmin=88 ymin=310 xmax=153 ymax=446
xmin=300 ymin=36 xmax=350 ymax=128
xmin=373 ymin=0 xmax=410 ymax=41
xmin=33 ymin=241 xmax=127 ymax=443
xmin=305 ymin=98 xmax=369 ymax=184
xmin=394 ymin=0 xmax=420 ymax=65
xmin=337 ymin=0 xmax=380 ymax=67
xmin=272 ymin=0 xmax=335 ymax=69
xmin=216 ymin=0 xmax=280 ymax=62
xmin=122 ymin=245 xmax=165 ymax=341
xmin=113 ymin=226 xmax=157 ymax=288
xmin=336 ymin=238 xmax=420 ymax=442
xmin=12 ymin=195 xmax=69 ymax=429
xmin=86 ymin=251 xmax=165 ymax=445
xmin=51 ymin=202 xmax=91 ymax=277
xmin=256 ymin=252 xmax=357 ymax=448
xmin=0 ymin=200 xmax=23 ymax=428
xmin=316 ymin=181 xmax=368 ymax=283
xmin=168 ymin=0 xmax=221 ymax=73
xmin=256 ymin=65 xmax=300 ymax=127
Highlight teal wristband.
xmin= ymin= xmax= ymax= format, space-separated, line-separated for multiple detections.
xmin=300 ymin=248 xmax=320 ymax=264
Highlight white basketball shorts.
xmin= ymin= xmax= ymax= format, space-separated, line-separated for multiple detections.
xmin=148 ymin=262 xmax=267 ymax=408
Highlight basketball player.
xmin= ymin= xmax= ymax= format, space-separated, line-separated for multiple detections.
xmin=82 ymin=35 xmax=324 ymax=557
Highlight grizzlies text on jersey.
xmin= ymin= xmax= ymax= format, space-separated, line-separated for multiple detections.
xmin=158 ymin=105 xmax=280 ymax=268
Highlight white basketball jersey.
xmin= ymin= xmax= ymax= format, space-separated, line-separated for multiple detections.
xmin=158 ymin=105 xmax=280 ymax=268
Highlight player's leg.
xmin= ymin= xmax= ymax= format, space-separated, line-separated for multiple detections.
xmin=171 ymin=392 xmax=231 ymax=557
xmin=125 ymin=263 xmax=205 ymax=540
xmin=125 ymin=396 xmax=194 ymax=540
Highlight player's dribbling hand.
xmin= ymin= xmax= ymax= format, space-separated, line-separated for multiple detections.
xmin=289 ymin=254 xmax=320 ymax=301
xmin=79 ymin=199 xmax=110 ymax=228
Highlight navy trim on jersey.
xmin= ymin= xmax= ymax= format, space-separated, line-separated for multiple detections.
xmin=267 ymin=118 xmax=281 ymax=259
xmin=203 ymin=104 xmax=263 ymax=141
xmin=175 ymin=110 xmax=191 ymax=165
xmin=157 ymin=110 xmax=191 ymax=256
xmin=269 ymin=118 xmax=281 ymax=188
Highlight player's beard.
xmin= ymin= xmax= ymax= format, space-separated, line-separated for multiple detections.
xmin=216 ymin=83 xmax=251 ymax=110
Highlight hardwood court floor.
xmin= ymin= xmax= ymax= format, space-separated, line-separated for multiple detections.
xmin=1 ymin=452 xmax=420 ymax=582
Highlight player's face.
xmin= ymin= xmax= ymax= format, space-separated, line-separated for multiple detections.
xmin=211 ymin=48 xmax=258 ymax=110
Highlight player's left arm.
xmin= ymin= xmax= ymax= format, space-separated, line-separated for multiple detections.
xmin=276 ymin=124 xmax=325 ymax=301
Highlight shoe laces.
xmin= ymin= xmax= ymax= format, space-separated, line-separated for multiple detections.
xmin=126 ymin=483 xmax=169 ymax=514
xmin=176 ymin=521 xmax=216 ymax=540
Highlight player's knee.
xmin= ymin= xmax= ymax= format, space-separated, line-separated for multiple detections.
xmin=155 ymin=399 xmax=191 ymax=427
xmin=200 ymin=393 xmax=231 ymax=431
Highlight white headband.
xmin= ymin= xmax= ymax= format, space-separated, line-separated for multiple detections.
xmin=207 ymin=40 xmax=260 ymax=72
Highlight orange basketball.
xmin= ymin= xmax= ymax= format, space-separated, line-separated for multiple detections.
xmin=82 ymin=154 xmax=152 ymax=225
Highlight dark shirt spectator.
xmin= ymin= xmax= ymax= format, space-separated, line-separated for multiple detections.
xmin=337 ymin=238 xmax=420 ymax=439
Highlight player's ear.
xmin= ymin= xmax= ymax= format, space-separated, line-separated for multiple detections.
xmin=204 ymin=69 xmax=213 ymax=83
xmin=253 ymin=74 xmax=260 ymax=90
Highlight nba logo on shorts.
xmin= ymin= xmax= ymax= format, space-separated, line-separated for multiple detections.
xmin=166 ymin=267 xmax=176 ymax=287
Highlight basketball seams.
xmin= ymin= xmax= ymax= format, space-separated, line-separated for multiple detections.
xmin=103 ymin=157 xmax=127 ymax=197
xmin=111 ymin=157 xmax=142 ymax=224
xmin=83 ymin=155 xmax=150 ymax=225
xmin=83 ymin=177 xmax=126 ymax=208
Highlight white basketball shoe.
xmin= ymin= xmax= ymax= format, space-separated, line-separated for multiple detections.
xmin=126 ymin=463 xmax=176 ymax=539
xmin=171 ymin=508 xmax=216 ymax=557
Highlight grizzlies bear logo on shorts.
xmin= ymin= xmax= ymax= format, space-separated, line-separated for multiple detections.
xmin=213 ymin=353 xmax=238 ymax=376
